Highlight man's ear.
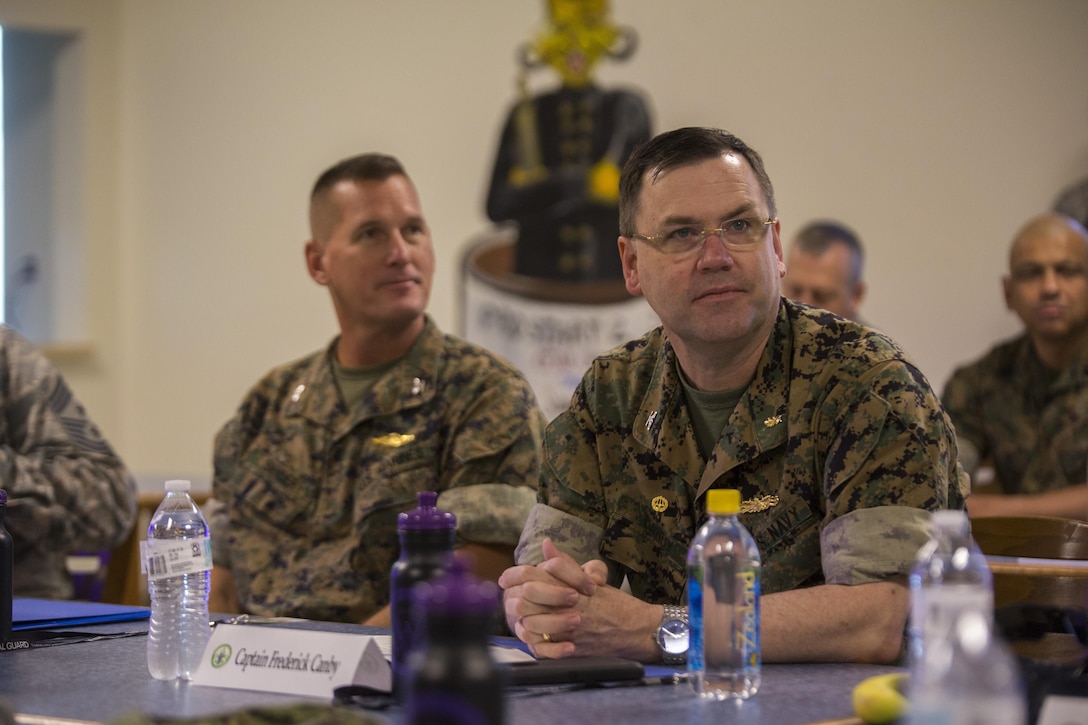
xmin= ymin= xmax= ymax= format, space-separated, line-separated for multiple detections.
xmin=618 ymin=236 xmax=643 ymax=297
xmin=305 ymin=239 xmax=328 ymax=285
xmin=853 ymin=280 xmax=867 ymax=306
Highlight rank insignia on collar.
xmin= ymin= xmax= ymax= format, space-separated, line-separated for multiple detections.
xmin=650 ymin=495 xmax=669 ymax=513
xmin=763 ymin=414 xmax=782 ymax=428
xmin=411 ymin=377 xmax=425 ymax=396
xmin=291 ymin=384 xmax=306 ymax=403
xmin=646 ymin=411 xmax=658 ymax=430
xmin=372 ymin=432 xmax=415 ymax=448
xmin=740 ymin=495 xmax=779 ymax=514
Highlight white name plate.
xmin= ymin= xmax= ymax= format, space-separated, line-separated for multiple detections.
xmin=192 ymin=624 xmax=391 ymax=698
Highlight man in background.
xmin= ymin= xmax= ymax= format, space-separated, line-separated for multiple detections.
xmin=943 ymin=212 xmax=1088 ymax=520
xmin=0 ymin=324 xmax=136 ymax=599
xmin=500 ymin=127 xmax=965 ymax=666
xmin=783 ymin=220 xmax=866 ymax=321
xmin=1054 ymin=176 xmax=1088 ymax=230
xmin=206 ymin=153 xmax=546 ymax=624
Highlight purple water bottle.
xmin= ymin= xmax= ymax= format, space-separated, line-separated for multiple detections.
xmin=404 ymin=559 xmax=506 ymax=725
xmin=390 ymin=491 xmax=456 ymax=697
xmin=0 ymin=489 xmax=12 ymax=644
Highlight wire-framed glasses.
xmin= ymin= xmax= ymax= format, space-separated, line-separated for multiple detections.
xmin=630 ymin=216 xmax=777 ymax=255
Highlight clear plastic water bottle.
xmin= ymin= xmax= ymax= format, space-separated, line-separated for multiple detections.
xmin=906 ymin=509 xmax=1026 ymax=724
xmin=144 ymin=479 xmax=212 ymax=681
xmin=687 ymin=488 xmax=761 ymax=700
xmin=907 ymin=608 xmax=1027 ymax=724
xmin=390 ymin=491 xmax=456 ymax=697
xmin=907 ymin=509 xmax=993 ymax=666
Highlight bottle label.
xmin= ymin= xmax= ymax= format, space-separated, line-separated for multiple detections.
xmin=141 ymin=537 xmax=212 ymax=580
xmin=912 ymin=585 xmax=993 ymax=635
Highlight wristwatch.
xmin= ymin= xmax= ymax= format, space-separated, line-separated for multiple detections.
xmin=656 ymin=604 xmax=690 ymax=665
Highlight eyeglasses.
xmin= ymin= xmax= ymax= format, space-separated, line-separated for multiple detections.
xmin=630 ymin=216 xmax=777 ymax=255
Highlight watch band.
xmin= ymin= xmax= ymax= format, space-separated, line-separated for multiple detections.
xmin=663 ymin=604 xmax=687 ymax=624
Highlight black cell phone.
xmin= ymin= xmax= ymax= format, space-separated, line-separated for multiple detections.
xmin=504 ymin=656 xmax=645 ymax=687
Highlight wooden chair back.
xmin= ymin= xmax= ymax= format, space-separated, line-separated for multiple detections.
xmin=971 ymin=516 xmax=1088 ymax=664
xmin=971 ymin=516 xmax=1088 ymax=560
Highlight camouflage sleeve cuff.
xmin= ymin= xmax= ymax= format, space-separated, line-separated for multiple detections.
xmin=514 ymin=503 xmax=604 ymax=566
xmin=202 ymin=496 xmax=232 ymax=569
xmin=438 ymin=484 xmax=536 ymax=547
xmin=820 ymin=505 xmax=932 ymax=585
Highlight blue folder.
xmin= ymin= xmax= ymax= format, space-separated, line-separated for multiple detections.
xmin=12 ymin=597 xmax=150 ymax=631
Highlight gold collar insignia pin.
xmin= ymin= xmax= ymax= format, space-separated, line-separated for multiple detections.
xmin=763 ymin=414 xmax=782 ymax=428
xmin=373 ymin=432 xmax=415 ymax=448
xmin=650 ymin=495 xmax=669 ymax=513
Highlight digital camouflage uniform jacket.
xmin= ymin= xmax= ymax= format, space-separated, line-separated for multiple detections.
xmin=942 ymin=333 xmax=1088 ymax=494
xmin=209 ymin=317 xmax=545 ymax=623
xmin=517 ymin=300 xmax=967 ymax=605
xmin=0 ymin=325 xmax=136 ymax=599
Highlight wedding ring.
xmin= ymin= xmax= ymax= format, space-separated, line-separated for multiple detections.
xmin=541 ymin=632 xmax=552 ymax=642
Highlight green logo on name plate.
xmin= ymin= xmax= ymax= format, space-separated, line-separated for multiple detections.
xmin=210 ymin=644 xmax=232 ymax=668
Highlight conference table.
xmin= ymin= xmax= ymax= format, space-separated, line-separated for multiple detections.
xmin=0 ymin=618 xmax=899 ymax=725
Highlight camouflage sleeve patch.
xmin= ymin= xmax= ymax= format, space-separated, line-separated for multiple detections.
xmin=515 ymin=503 xmax=604 ymax=566
xmin=820 ymin=505 xmax=932 ymax=584
xmin=438 ymin=483 xmax=535 ymax=547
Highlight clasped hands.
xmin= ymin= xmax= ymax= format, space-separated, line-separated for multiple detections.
xmin=498 ymin=538 xmax=662 ymax=662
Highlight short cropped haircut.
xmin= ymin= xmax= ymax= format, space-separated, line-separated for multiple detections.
xmin=309 ymin=153 xmax=409 ymax=242
xmin=793 ymin=221 xmax=865 ymax=285
xmin=618 ymin=127 xmax=777 ymax=237
xmin=310 ymin=153 xmax=408 ymax=200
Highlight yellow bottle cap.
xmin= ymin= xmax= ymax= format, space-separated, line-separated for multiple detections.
xmin=706 ymin=489 xmax=741 ymax=515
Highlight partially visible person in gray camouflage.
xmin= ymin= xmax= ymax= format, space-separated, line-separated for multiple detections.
xmin=0 ymin=324 xmax=136 ymax=599
xmin=205 ymin=153 xmax=546 ymax=625
xmin=499 ymin=127 xmax=966 ymax=665
xmin=942 ymin=212 xmax=1088 ymax=520
xmin=783 ymin=220 xmax=866 ymax=322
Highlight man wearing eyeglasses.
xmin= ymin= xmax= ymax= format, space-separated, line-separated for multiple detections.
xmin=500 ymin=127 xmax=966 ymax=665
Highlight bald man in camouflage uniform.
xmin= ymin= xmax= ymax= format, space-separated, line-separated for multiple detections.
xmin=0 ymin=324 xmax=136 ymax=599
xmin=207 ymin=154 xmax=545 ymax=624
xmin=500 ymin=128 xmax=966 ymax=665
xmin=942 ymin=213 xmax=1088 ymax=519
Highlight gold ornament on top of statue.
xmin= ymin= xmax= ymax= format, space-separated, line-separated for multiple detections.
xmin=486 ymin=0 xmax=653 ymax=283
xmin=526 ymin=0 xmax=632 ymax=90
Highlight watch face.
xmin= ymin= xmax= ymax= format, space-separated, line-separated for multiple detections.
xmin=658 ymin=618 xmax=690 ymax=655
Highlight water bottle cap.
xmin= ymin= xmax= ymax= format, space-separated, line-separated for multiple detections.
xmin=706 ymin=488 xmax=741 ymax=515
xmin=930 ymin=509 xmax=969 ymax=532
xmin=165 ymin=480 xmax=192 ymax=493
xmin=0 ymin=489 xmax=6 ymax=506
xmin=398 ymin=491 xmax=456 ymax=531
xmin=413 ymin=558 xmax=500 ymax=616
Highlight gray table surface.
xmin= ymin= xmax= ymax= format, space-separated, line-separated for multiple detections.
xmin=0 ymin=618 xmax=901 ymax=725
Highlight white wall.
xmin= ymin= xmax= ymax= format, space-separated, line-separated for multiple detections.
xmin=1 ymin=0 xmax=1087 ymax=488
